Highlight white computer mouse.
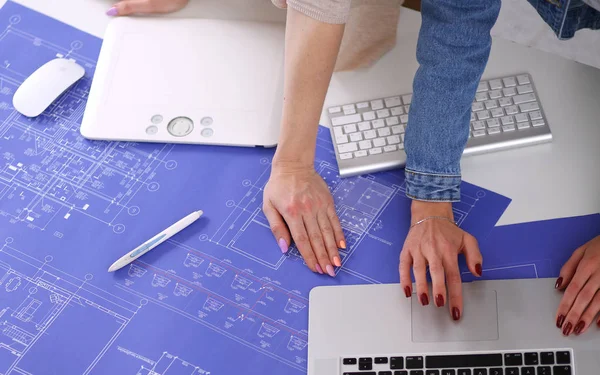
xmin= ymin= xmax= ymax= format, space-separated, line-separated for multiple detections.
xmin=12 ymin=58 xmax=85 ymax=117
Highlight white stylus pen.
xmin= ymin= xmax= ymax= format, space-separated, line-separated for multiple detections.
xmin=108 ymin=210 xmax=203 ymax=272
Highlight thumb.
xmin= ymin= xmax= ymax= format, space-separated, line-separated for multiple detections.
xmin=462 ymin=233 xmax=483 ymax=277
xmin=107 ymin=1 xmax=155 ymax=16
xmin=262 ymin=200 xmax=292 ymax=254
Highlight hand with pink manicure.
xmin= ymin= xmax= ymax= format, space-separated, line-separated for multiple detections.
xmin=106 ymin=0 xmax=189 ymax=16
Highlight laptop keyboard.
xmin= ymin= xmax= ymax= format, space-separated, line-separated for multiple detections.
xmin=341 ymin=350 xmax=573 ymax=375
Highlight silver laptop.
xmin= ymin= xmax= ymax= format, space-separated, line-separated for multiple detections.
xmin=308 ymin=278 xmax=599 ymax=375
xmin=81 ymin=17 xmax=284 ymax=147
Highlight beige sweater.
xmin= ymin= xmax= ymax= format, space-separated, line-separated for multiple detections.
xmin=271 ymin=0 xmax=403 ymax=71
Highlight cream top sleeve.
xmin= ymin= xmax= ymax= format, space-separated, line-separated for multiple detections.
xmin=271 ymin=0 xmax=352 ymax=24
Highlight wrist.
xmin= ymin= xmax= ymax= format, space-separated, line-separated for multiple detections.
xmin=410 ymin=200 xmax=454 ymax=224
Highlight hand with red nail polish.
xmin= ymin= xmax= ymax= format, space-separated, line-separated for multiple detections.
xmin=263 ymin=163 xmax=346 ymax=277
xmin=399 ymin=201 xmax=482 ymax=321
xmin=554 ymin=235 xmax=600 ymax=336
xmin=106 ymin=0 xmax=189 ymax=16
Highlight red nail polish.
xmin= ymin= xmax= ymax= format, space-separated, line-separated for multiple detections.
xmin=435 ymin=294 xmax=444 ymax=307
xmin=475 ymin=263 xmax=482 ymax=277
xmin=404 ymin=286 xmax=411 ymax=298
xmin=420 ymin=293 xmax=429 ymax=306
xmin=555 ymin=277 xmax=563 ymax=289
xmin=563 ymin=322 xmax=573 ymax=336
xmin=574 ymin=321 xmax=585 ymax=335
xmin=557 ymin=315 xmax=565 ymax=328
xmin=452 ymin=307 xmax=461 ymax=321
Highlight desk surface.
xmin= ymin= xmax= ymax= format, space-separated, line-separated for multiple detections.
xmin=8 ymin=0 xmax=600 ymax=226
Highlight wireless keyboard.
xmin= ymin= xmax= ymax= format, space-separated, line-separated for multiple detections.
xmin=326 ymin=73 xmax=552 ymax=177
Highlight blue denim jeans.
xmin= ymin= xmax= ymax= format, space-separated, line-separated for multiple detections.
xmin=527 ymin=0 xmax=600 ymax=39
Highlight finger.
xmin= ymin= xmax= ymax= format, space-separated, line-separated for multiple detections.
xmin=108 ymin=0 xmax=153 ymax=16
xmin=283 ymin=213 xmax=318 ymax=273
xmin=556 ymin=245 xmax=586 ymax=290
xmin=555 ymin=260 xmax=595 ymax=329
xmin=303 ymin=215 xmax=333 ymax=277
xmin=462 ymin=233 xmax=483 ymax=277
xmin=574 ymin=288 xmax=600 ymax=335
xmin=263 ymin=201 xmax=291 ymax=254
xmin=317 ymin=211 xmax=340 ymax=269
xmin=413 ymin=252 xmax=429 ymax=306
xmin=563 ymin=274 xmax=600 ymax=336
xmin=444 ymin=257 xmax=463 ymax=321
xmin=399 ymin=249 xmax=413 ymax=298
xmin=428 ymin=256 xmax=447 ymax=308
xmin=327 ymin=205 xmax=346 ymax=265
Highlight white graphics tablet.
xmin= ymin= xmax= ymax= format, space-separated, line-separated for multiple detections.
xmin=81 ymin=17 xmax=285 ymax=147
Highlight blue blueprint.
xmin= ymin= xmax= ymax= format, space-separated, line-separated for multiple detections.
xmin=461 ymin=214 xmax=600 ymax=282
xmin=0 ymin=2 xmax=511 ymax=374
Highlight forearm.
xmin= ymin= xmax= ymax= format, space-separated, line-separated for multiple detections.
xmin=273 ymin=8 xmax=345 ymax=169
xmin=404 ymin=0 xmax=501 ymax=202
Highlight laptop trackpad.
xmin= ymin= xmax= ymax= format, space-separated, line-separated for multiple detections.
xmin=411 ymin=289 xmax=499 ymax=342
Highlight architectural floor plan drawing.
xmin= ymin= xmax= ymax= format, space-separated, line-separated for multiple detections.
xmin=0 ymin=2 xmax=513 ymax=374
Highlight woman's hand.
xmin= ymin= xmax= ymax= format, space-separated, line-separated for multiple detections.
xmin=555 ymin=235 xmax=600 ymax=336
xmin=106 ymin=0 xmax=189 ymax=16
xmin=400 ymin=201 xmax=482 ymax=321
xmin=263 ymin=163 xmax=345 ymax=277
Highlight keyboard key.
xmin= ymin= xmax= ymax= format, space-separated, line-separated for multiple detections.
xmin=487 ymin=127 xmax=501 ymax=135
xmin=387 ymin=135 xmax=401 ymax=144
xmin=350 ymin=132 xmax=363 ymax=142
xmin=477 ymin=110 xmax=490 ymax=120
xmin=359 ymin=140 xmax=372 ymax=150
xmin=363 ymin=111 xmax=376 ymax=121
xmin=398 ymin=142 xmax=405 ymax=150
xmin=354 ymin=150 xmax=367 ymax=158
xmin=517 ymin=74 xmax=530 ymax=85
xmin=472 ymin=121 xmax=485 ymax=130
xmin=477 ymin=81 xmax=489 ymax=92
xmin=391 ymin=106 xmax=404 ymax=116
xmin=498 ymin=97 xmax=513 ymax=107
xmin=517 ymin=84 xmax=534 ymax=94
xmin=529 ymin=110 xmax=542 ymax=120
xmin=426 ymin=354 xmax=502 ymax=369
xmin=338 ymin=142 xmax=358 ymax=153
xmin=372 ymin=119 xmax=386 ymax=129
xmin=371 ymin=99 xmax=384 ymax=110
xmin=458 ymin=370 xmax=471 ymax=375
xmin=536 ymin=367 xmax=550 ymax=375
xmin=489 ymin=369 xmax=503 ymax=375
xmin=442 ymin=371 xmax=456 ymax=375
xmin=378 ymin=128 xmax=391 ymax=137
xmin=515 ymin=113 xmax=529 ymax=123
xmin=503 ymin=87 xmax=517 ymax=96
xmin=524 ymin=353 xmax=538 ymax=365
xmin=358 ymin=121 xmax=371 ymax=131
xmin=364 ymin=130 xmax=377 ymax=139
xmin=501 ymin=116 xmax=514 ymax=125
xmin=377 ymin=109 xmax=391 ymax=118
xmin=375 ymin=357 xmax=389 ymax=364
xmin=379 ymin=372 xmax=392 ymax=375
xmin=491 ymin=108 xmax=504 ymax=117
xmin=390 ymin=357 xmax=404 ymax=369
xmin=473 ymin=129 xmax=486 ymax=137
xmin=426 ymin=371 xmax=439 ymax=375
xmin=505 ymin=368 xmax=518 ymax=375
xmin=486 ymin=118 xmax=500 ymax=128
xmin=385 ymin=96 xmax=402 ymax=107
xmin=359 ymin=363 xmax=373 ymax=370
xmin=505 ymin=105 xmax=519 ymax=115
xmin=404 ymin=105 xmax=411 ymax=113
xmin=512 ymin=93 xmax=536 ymax=105
xmin=489 ymin=90 xmax=502 ymax=99
xmin=505 ymin=353 xmax=523 ymax=366
xmin=517 ymin=122 xmax=531 ymax=130
xmin=373 ymin=138 xmax=386 ymax=147
xmin=485 ymin=100 xmax=498 ymax=109
xmin=332 ymin=114 xmax=362 ymax=127
xmin=329 ymin=106 xmax=341 ymax=114
xmin=520 ymin=367 xmax=534 ymax=375
xmin=400 ymin=114 xmax=409 ymax=123
xmin=475 ymin=92 xmax=488 ymax=102
xmin=343 ymin=123 xmax=358 ymax=133
xmin=343 ymin=373 xmax=375 ymax=375
xmin=489 ymin=79 xmax=503 ymax=89
xmin=369 ymin=147 xmax=382 ymax=155
xmin=410 ymin=371 xmax=424 ymax=375
xmin=540 ymin=352 xmax=555 ymax=365
xmin=333 ymin=126 xmax=344 ymax=137
xmin=343 ymin=104 xmax=356 ymax=114
xmin=386 ymin=116 xmax=400 ymax=126
xmin=395 ymin=372 xmax=408 ymax=375
xmin=472 ymin=102 xmax=485 ymax=112
xmin=519 ymin=102 xmax=540 ymax=112
xmin=392 ymin=125 xmax=405 ymax=134
xmin=552 ymin=367 xmax=571 ymax=375
xmin=357 ymin=101 xmax=369 ymax=109
xmin=343 ymin=358 xmax=357 ymax=365
xmin=532 ymin=119 xmax=545 ymax=127
xmin=474 ymin=369 xmax=487 ymax=375
xmin=384 ymin=145 xmax=397 ymax=152
xmin=335 ymin=135 xmax=349 ymax=144
xmin=339 ymin=152 xmax=353 ymax=160
xmin=503 ymin=76 xmax=517 ymax=87
xmin=502 ymin=124 xmax=516 ymax=132
xmin=556 ymin=352 xmax=570 ymax=364
xmin=402 ymin=94 xmax=412 ymax=104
